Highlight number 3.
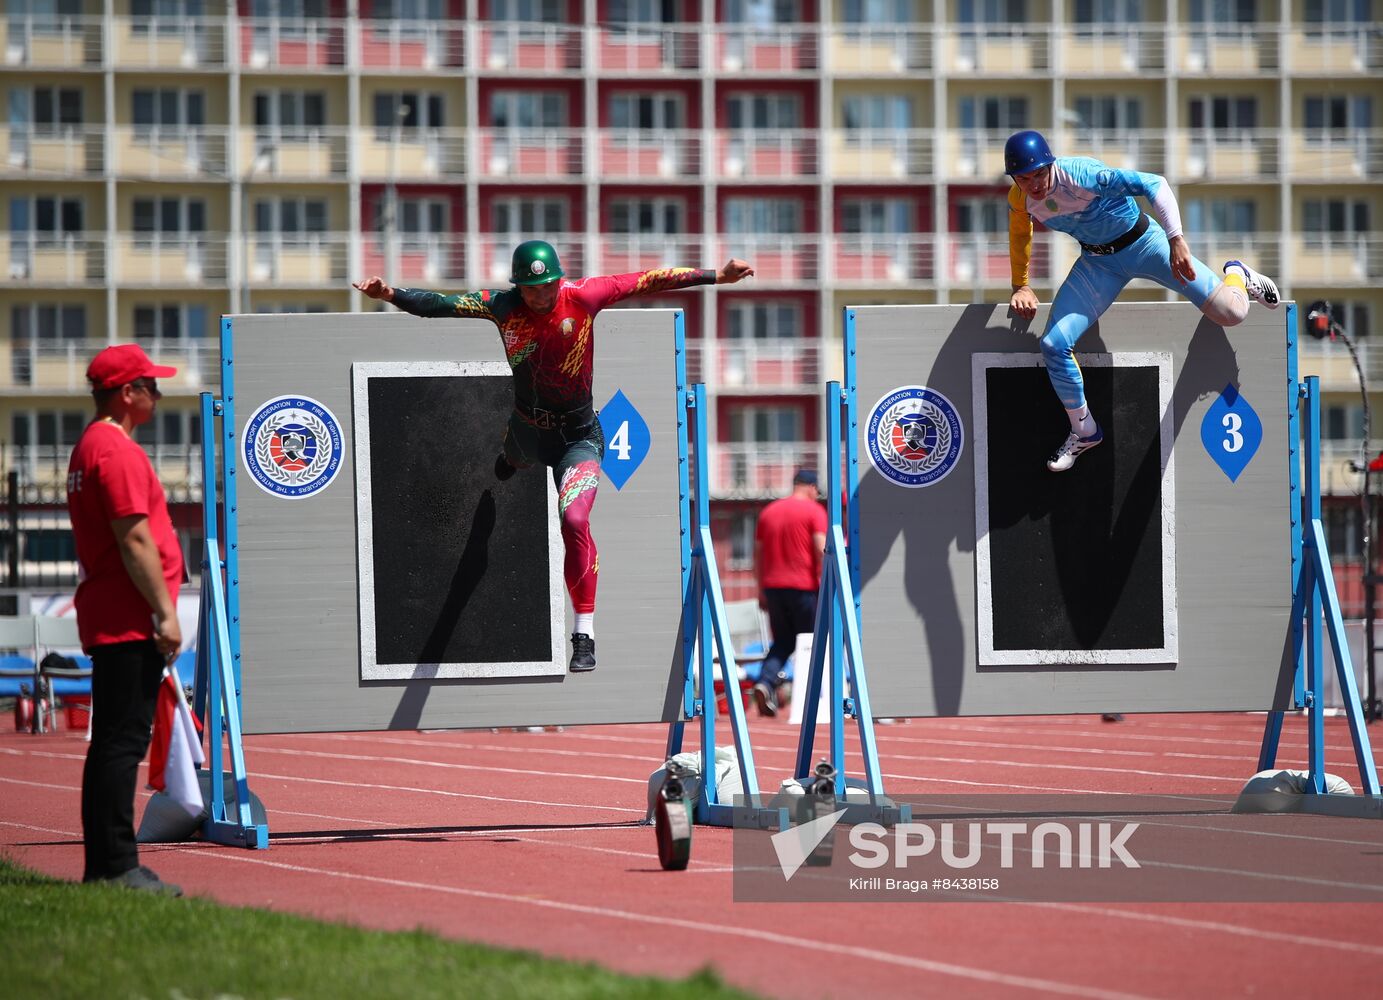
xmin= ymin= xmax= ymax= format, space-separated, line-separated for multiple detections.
xmin=1222 ymin=412 xmax=1243 ymax=453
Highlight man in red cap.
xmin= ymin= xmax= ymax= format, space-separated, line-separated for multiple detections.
xmin=67 ymin=343 xmax=185 ymax=895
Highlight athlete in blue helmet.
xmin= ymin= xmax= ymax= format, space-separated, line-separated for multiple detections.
xmin=1004 ymin=129 xmax=1280 ymax=472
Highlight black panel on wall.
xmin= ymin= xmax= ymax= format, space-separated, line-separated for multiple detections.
xmin=366 ymin=375 xmax=552 ymax=666
xmin=985 ymin=365 xmax=1166 ymax=654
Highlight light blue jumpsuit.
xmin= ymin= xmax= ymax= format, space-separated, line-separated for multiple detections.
xmin=1009 ymin=156 xmax=1225 ymax=410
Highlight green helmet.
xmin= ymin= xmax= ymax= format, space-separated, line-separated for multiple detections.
xmin=509 ymin=240 xmax=564 ymax=286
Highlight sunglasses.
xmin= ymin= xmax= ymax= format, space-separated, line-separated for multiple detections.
xmin=128 ymin=379 xmax=162 ymax=397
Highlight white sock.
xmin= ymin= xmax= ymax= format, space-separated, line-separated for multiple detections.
xmin=574 ymin=613 xmax=594 ymax=638
xmin=1066 ymin=405 xmax=1096 ymax=437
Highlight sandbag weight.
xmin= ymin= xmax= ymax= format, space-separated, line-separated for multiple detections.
xmin=655 ymin=761 xmax=694 ymax=871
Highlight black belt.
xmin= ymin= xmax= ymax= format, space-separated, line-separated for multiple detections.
xmin=1079 ymin=214 xmax=1149 ymax=256
xmin=515 ymin=398 xmax=594 ymax=433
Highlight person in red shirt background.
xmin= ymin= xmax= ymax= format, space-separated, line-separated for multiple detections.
xmin=752 ymin=469 xmax=828 ymax=717
xmin=67 ymin=343 xmax=185 ymax=896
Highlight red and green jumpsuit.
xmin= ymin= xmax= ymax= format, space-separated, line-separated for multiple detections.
xmin=390 ymin=267 xmax=716 ymax=614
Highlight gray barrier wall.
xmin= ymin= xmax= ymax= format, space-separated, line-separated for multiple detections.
xmin=226 ymin=310 xmax=685 ymax=734
xmin=852 ymin=302 xmax=1296 ymax=716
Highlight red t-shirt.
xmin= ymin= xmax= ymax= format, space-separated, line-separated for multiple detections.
xmin=756 ymin=495 xmax=828 ymax=592
xmin=66 ymin=421 xmax=184 ymax=651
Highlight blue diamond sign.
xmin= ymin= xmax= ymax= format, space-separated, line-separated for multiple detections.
xmin=1200 ymin=383 xmax=1262 ymax=483
xmin=598 ymin=389 xmax=650 ymax=490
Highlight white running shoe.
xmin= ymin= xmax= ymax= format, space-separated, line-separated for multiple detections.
xmin=1047 ymin=425 xmax=1104 ymax=473
xmin=1223 ymin=260 xmax=1280 ymax=310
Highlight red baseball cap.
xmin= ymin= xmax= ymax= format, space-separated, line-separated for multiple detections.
xmin=86 ymin=344 xmax=178 ymax=391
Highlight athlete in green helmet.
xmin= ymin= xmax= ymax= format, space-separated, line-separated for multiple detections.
xmin=355 ymin=244 xmax=754 ymax=672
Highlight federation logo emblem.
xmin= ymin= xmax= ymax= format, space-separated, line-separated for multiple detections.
xmin=866 ymin=385 xmax=964 ymax=489
xmin=242 ymin=395 xmax=345 ymax=500
xmin=530 ymin=260 xmax=546 ymax=275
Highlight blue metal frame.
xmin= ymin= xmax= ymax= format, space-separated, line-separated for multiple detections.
xmin=1259 ymin=369 xmax=1380 ymax=797
xmin=189 ymin=316 xmax=268 ymax=849
xmin=661 ymin=313 xmax=781 ymax=828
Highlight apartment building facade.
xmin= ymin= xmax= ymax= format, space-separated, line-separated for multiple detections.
xmin=2 ymin=1 xmax=1379 ymax=604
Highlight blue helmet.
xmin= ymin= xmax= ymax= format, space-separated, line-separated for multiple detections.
xmin=1004 ymin=130 xmax=1055 ymax=176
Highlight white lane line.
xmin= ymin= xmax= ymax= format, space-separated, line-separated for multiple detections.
xmin=249 ymin=746 xmax=647 ymax=784
xmin=194 ymin=850 xmax=1162 ymax=1000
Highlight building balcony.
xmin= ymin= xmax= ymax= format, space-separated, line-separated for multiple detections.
xmin=1289 ymin=130 xmax=1383 ymax=182
xmin=1289 ymin=234 xmax=1383 ymax=285
xmin=247 ymin=232 xmax=351 ymax=287
xmin=939 ymin=25 xmax=1052 ymax=75
xmin=0 ymin=14 xmax=101 ymax=68
xmin=110 ymin=126 xmax=229 ymax=180
xmin=1065 ymin=129 xmax=1168 ymax=175
xmin=829 ymin=129 xmax=933 ymax=180
xmin=943 ymin=128 xmax=1017 ymax=182
xmin=717 ymin=131 xmax=818 ymax=181
xmin=714 ymin=237 xmax=819 ymax=287
xmin=827 ymin=25 xmax=932 ymax=74
xmin=713 ymin=442 xmax=823 ymax=501
xmin=594 ymin=235 xmax=704 ymax=276
xmin=1058 ymin=25 xmax=1165 ymax=75
xmin=477 ymin=22 xmax=582 ymax=73
xmin=241 ymin=128 xmax=350 ymax=180
xmin=944 ymin=233 xmax=1057 ymax=288
xmin=596 ymin=24 xmax=700 ymax=73
xmin=1174 ymin=130 xmax=1282 ymax=182
xmin=114 ymin=235 xmax=228 ymax=286
xmin=475 ymin=129 xmax=582 ymax=180
xmin=1174 ymin=26 xmax=1279 ymax=74
xmin=358 ymin=128 xmax=466 ymax=180
xmin=713 ymin=25 xmax=819 ymax=74
xmin=3 ymin=338 xmax=215 ymax=394
xmin=3 ymin=444 xmax=204 ymax=494
xmin=832 ymin=235 xmax=935 ymax=286
xmin=358 ymin=232 xmax=466 ymax=286
xmin=597 ymin=130 xmax=702 ymax=180
xmin=1284 ymin=25 xmax=1383 ymax=74
xmin=0 ymin=126 xmax=104 ymax=177
xmin=1184 ymin=233 xmax=1282 ymax=285
xmin=1299 ymin=342 xmax=1383 ymax=394
xmin=3 ymin=234 xmax=106 ymax=286
xmin=687 ymin=341 xmax=821 ymax=394
xmin=110 ymin=16 xmax=227 ymax=69
xmin=239 ymin=17 xmax=348 ymax=71
xmin=357 ymin=18 xmax=464 ymax=71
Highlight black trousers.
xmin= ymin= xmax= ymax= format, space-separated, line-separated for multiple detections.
xmin=81 ymin=639 xmax=163 ymax=881
xmin=761 ymin=587 xmax=818 ymax=686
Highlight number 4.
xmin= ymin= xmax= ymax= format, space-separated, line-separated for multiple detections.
xmin=608 ymin=420 xmax=631 ymax=461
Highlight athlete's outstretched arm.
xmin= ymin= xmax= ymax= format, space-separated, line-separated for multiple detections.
xmin=570 ymin=259 xmax=754 ymax=311
xmin=353 ymin=276 xmax=499 ymax=321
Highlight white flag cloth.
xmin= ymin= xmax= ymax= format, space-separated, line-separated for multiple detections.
xmin=148 ymin=664 xmax=205 ymax=817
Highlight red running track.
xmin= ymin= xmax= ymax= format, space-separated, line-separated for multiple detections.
xmin=3 ymin=711 xmax=1383 ymax=999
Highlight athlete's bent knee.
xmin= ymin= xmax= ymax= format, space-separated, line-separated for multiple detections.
xmin=1202 ymin=285 xmax=1249 ymax=327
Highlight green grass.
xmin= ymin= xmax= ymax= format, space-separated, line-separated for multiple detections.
xmin=0 ymin=857 xmax=756 ymax=1000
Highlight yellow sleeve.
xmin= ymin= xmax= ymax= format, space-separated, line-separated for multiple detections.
xmin=1008 ymin=185 xmax=1033 ymax=289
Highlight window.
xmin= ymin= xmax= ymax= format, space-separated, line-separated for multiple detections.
xmin=1323 ymin=300 xmax=1372 ymax=339
xmin=133 ymin=197 xmax=207 ymax=246
xmin=727 ymin=94 xmax=801 ymax=130
xmin=1184 ymin=199 xmax=1257 ymax=235
xmin=724 ymin=510 xmax=756 ymax=570
xmin=1303 ymin=95 xmax=1373 ymax=131
xmin=134 ymin=303 xmax=209 ymax=340
xmin=954 ymin=198 xmax=1007 ymax=233
xmin=132 ymin=89 xmax=206 ymax=132
xmin=20 ymin=0 xmax=83 ymax=33
xmin=491 ymin=197 xmax=567 ymax=232
xmin=728 ymin=406 xmax=803 ymax=442
xmin=134 ymin=409 xmax=202 ymax=450
xmin=1304 ymin=0 xmax=1369 ymax=24
xmin=28 ymin=87 xmax=83 ymax=131
xmin=12 ymin=408 xmax=87 ymax=448
xmin=248 ymin=0 xmax=326 ymax=16
xmin=609 ymin=93 xmax=683 ymax=130
xmin=957 ymin=0 xmax=1028 ymax=22
xmin=372 ymin=91 xmax=445 ymax=134
xmin=1072 ymin=96 xmax=1143 ymax=131
xmin=1187 ymin=0 xmax=1255 ymax=22
xmin=722 ymin=0 xmax=800 ymax=23
xmin=374 ymin=0 xmax=445 ymax=17
xmin=130 ymin=0 xmax=205 ymax=34
xmin=842 ymin=0 xmax=912 ymax=21
xmin=1302 ymin=198 xmax=1370 ymax=234
xmin=254 ymin=198 xmax=329 ymax=243
xmin=956 ymin=96 xmax=1028 ymax=131
xmin=11 ymin=303 xmax=86 ymax=351
xmin=726 ymin=301 xmax=801 ymax=339
xmin=489 ymin=91 xmax=564 ymax=129
xmin=487 ymin=0 xmax=562 ymax=20
xmin=1072 ymin=0 xmax=1141 ymax=22
xmin=609 ymin=198 xmax=683 ymax=234
xmin=724 ymin=198 xmax=801 ymax=233
xmin=841 ymin=198 xmax=912 ymax=234
xmin=608 ymin=0 xmax=677 ymax=21
xmin=253 ymin=91 xmax=326 ymax=130
xmin=12 ymin=196 xmax=84 ymax=242
xmin=841 ymin=95 xmax=912 ymax=131
xmin=1187 ymin=96 xmax=1258 ymax=132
